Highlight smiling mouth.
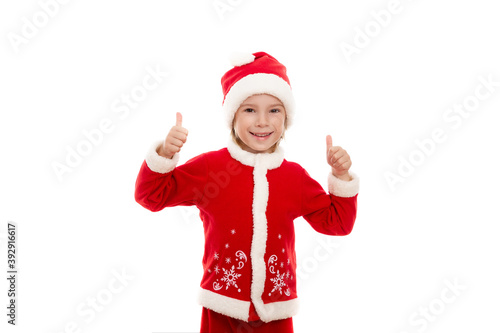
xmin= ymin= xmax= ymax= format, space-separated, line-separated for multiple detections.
xmin=250 ymin=132 xmax=273 ymax=137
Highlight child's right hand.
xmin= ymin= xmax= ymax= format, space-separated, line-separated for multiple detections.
xmin=157 ymin=112 xmax=188 ymax=159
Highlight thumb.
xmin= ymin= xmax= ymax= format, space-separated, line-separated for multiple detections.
xmin=176 ymin=112 xmax=182 ymax=127
xmin=326 ymin=135 xmax=333 ymax=151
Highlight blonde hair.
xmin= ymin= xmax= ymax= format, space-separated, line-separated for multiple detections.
xmin=230 ymin=114 xmax=288 ymax=153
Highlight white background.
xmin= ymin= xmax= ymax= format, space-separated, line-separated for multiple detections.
xmin=1 ymin=0 xmax=499 ymax=332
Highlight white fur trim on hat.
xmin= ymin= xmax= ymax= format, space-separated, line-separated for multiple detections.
xmin=229 ymin=52 xmax=256 ymax=67
xmin=222 ymin=73 xmax=295 ymax=129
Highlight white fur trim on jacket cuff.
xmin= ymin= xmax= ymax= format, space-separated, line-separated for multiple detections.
xmin=328 ymin=172 xmax=359 ymax=198
xmin=144 ymin=140 xmax=179 ymax=174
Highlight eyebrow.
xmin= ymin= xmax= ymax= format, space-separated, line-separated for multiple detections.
xmin=239 ymin=103 xmax=284 ymax=108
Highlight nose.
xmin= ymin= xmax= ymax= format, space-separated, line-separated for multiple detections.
xmin=255 ymin=110 xmax=268 ymax=127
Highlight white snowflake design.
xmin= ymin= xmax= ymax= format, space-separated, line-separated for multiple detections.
xmin=221 ymin=265 xmax=242 ymax=290
xmin=235 ymin=250 xmax=247 ymax=269
xmin=211 ymin=249 xmax=247 ymax=293
xmin=267 ymin=254 xmax=291 ymax=297
xmin=269 ymin=270 xmax=287 ymax=295
xmin=231 ymin=229 xmax=236 ymax=235
xmin=268 ymin=255 xmax=278 ymax=274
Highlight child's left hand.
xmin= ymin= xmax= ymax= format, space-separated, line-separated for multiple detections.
xmin=326 ymin=135 xmax=352 ymax=181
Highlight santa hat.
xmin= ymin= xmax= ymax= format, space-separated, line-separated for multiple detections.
xmin=221 ymin=51 xmax=295 ymax=129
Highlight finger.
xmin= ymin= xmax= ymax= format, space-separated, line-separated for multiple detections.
xmin=168 ymin=138 xmax=184 ymax=149
xmin=176 ymin=112 xmax=182 ymax=127
xmin=171 ymin=131 xmax=188 ymax=143
xmin=341 ymin=160 xmax=352 ymax=170
xmin=332 ymin=155 xmax=349 ymax=166
xmin=166 ymin=143 xmax=181 ymax=154
xmin=326 ymin=135 xmax=333 ymax=151
xmin=334 ymin=161 xmax=351 ymax=173
xmin=333 ymin=156 xmax=350 ymax=168
xmin=175 ymin=127 xmax=188 ymax=136
xmin=328 ymin=146 xmax=342 ymax=158
xmin=329 ymin=147 xmax=345 ymax=164
xmin=330 ymin=155 xmax=341 ymax=166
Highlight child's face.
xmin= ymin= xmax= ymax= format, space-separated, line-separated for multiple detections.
xmin=233 ymin=94 xmax=286 ymax=154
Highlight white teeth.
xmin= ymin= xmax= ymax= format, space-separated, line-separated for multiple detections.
xmin=252 ymin=132 xmax=271 ymax=137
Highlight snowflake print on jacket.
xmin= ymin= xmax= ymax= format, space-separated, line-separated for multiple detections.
xmin=212 ymin=247 xmax=248 ymax=293
xmin=270 ymin=270 xmax=290 ymax=296
xmin=235 ymin=250 xmax=247 ymax=269
xmin=267 ymin=254 xmax=291 ymax=297
xmin=221 ymin=265 xmax=242 ymax=291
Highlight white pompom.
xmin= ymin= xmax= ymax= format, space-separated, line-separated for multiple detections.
xmin=229 ymin=52 xmax=255 ymax=67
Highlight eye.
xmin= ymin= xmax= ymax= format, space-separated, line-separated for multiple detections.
xmin=270 ymin=108 xmax=281 ymax=113
xmin=244 ymin=108 xmax=255 ymax=113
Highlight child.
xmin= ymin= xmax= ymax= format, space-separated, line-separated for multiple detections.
xmin=135 ymin=52 xmax=359 ymax=332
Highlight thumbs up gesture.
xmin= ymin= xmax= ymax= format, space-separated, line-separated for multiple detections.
xmin=157 ymin=112 xmax=189 ymax=159
xmin=326 ymin=135 xmax=352 ymax=181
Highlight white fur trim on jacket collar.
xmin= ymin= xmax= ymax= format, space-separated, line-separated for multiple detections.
xmin=327 ymin=172 xmax=360 ymax=198
xmin=222 ymin=73 xmax=295 ymax=129
xmin=226 ymin=139 xmax=284 ymax=170
xmin=144 ymin=140 xmax=179 ymax=174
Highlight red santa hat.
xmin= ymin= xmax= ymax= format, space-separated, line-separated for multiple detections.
xmin=221 ymin=51 xmax=295 ymax=129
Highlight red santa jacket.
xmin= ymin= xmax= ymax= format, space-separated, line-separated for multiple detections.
xmin=135 ymin=139 xmax=359 ymax=323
